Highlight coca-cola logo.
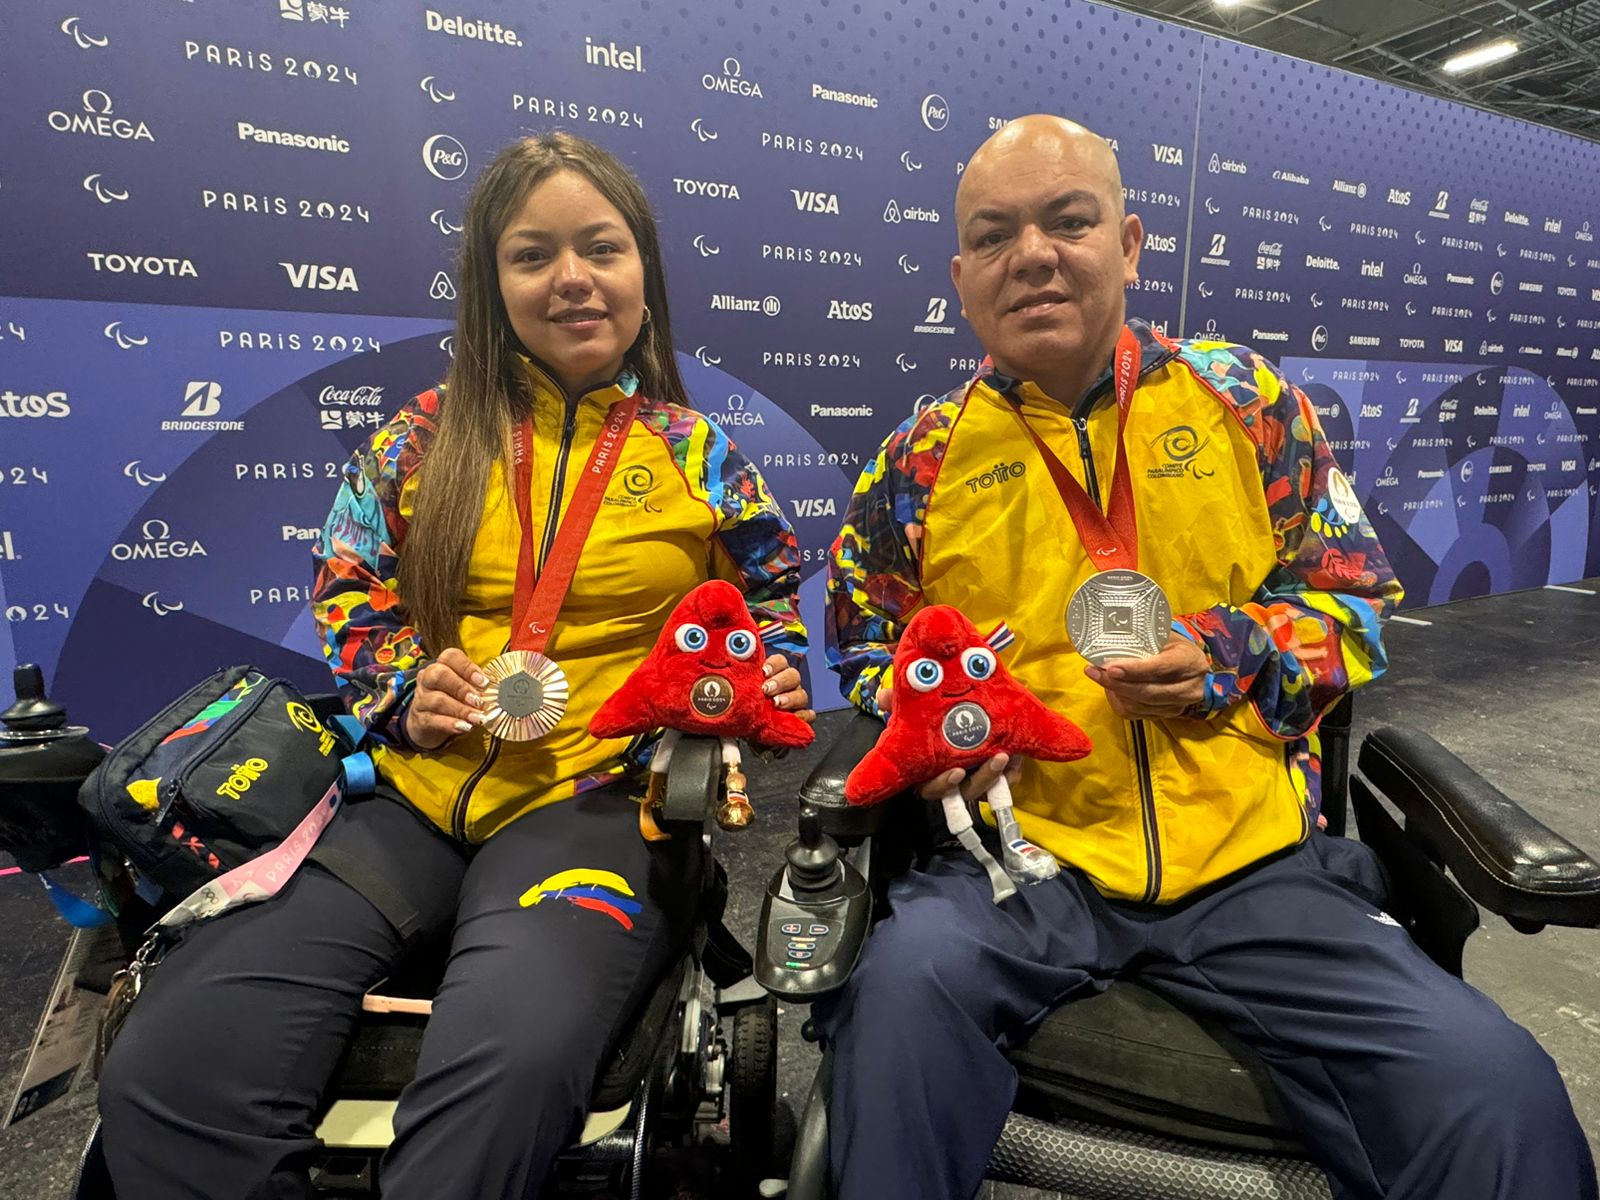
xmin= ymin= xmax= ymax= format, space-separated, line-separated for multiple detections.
xmin=319 ymin=385 xmax=384 ymax=407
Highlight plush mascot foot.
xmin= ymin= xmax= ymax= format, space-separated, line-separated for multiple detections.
xmin=994 ymin=809 xmax=1059 ymax=884
xmin=956 ymin=827 xmax=1017 ymax=904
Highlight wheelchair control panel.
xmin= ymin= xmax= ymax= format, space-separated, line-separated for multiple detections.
xmin=755 ymin=804 xmax=871 ymax=999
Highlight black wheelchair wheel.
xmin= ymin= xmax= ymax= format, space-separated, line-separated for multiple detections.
xmin=727 ymin=996 xmax=779 ymax=1188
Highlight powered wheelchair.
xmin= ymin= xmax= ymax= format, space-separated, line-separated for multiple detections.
xmin=753 ymin=696 xmax=1600 ymax=1199
xmin=0 ymin=666 xmax=779 ymax=1200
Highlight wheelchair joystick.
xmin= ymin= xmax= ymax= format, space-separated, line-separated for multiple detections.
xmin=755 ymin=802 xmax=872 ymax=999
xmin=0 ymin=664 xmax=104 ymax=876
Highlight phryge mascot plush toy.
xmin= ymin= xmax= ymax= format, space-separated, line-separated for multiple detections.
xmin=844 ymin=606 xmax=1093 ymax=903
xmin=591 ymin=579 xmax=814 ymax=839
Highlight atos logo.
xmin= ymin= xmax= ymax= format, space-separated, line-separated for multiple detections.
xmin=1144 ymin=232 xmax=1177 ymax=253
xmin=920 ymin=93 xmax=950 ymax=131
xmin=422 ymin=134 xmax=468 ymax=181
xmin=826 ymin=300 xmax=873 ymax=321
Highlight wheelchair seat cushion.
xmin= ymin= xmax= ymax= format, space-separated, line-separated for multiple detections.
xmin=1006 ymin=981 xmax=1313 ymax=1156
xmin=327 ymin=956 xmax=688 ymax=1112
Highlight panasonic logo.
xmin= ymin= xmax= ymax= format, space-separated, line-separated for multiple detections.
xmin=237 ymin=121 xmax=349 ymax=153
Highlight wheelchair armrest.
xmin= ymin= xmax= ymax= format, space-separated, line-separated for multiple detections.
xmin=1358 ymin=725 xmax=1600 ymax=930
xmin=797 ymin=710 xmax=889 ymax=844
xmin=661 ymin=734 xmax=721 ymax=826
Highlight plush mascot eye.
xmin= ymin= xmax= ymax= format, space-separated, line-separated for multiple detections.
xmin=962 ymin=647 xmax=996 ymax=680
xmin=907 ymin=657 xmax=944 ymax=692
xmin=726 ymin=630 xmax=757 ymax=660
xmin=674 ymin=623 xmax=709 ymax=652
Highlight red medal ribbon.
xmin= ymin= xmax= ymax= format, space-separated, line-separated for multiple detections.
xmin=509 ymin=396 xmax=639 ymax=656
xmin=1010 ymin=325 xmax=1143 ymax=572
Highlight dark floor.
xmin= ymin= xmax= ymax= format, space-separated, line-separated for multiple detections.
xmin=3 ymin=580 xmax=1598 ymax=1199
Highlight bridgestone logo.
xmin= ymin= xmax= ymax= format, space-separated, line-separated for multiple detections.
xmin=237 ymin=122 xmax=351 ymax=154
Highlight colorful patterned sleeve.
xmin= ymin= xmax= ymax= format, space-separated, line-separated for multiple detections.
xmin=310 ymin=393 xmax=436 ymax=738
xmin=648 ymin=405 xmax=807 ymax=660
xmin=1170 ymin=344 xmax=1405 ymax=740
xmin=825 ymin=398 xmax=956 ymax=715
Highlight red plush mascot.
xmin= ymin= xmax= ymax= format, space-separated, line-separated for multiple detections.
xmin=845 ymin=605 xmax=1093 ymax=902
xmin=591 ymin=579 xmax=813 ymax=839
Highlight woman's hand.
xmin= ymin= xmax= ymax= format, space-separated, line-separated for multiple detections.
xmin=762 ymin=653 xmax=814 ymax=724
xmin=402 ymin=648 xmax=489 ymax=751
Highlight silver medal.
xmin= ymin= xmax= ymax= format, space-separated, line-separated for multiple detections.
xmin=1066 ymin=569 xmax=1172 ymax=665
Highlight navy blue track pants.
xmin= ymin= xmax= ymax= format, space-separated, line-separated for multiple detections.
xmin=97 ymin=783 xmax=700 ymax=1200
xmin=817 ymin=833 xmax=1597 ymax=1200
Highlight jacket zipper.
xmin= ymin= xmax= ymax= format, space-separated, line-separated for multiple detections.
xmin=448 ymin=396 xmax=581 ymax=842
xmin=1072 ymin=400 xmax=1163 ymax=903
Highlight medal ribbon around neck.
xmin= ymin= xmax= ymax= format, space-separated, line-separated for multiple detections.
xmin=1008 ymin=325 xmax=1143 ymax=571
xmin=481 ymin=395 xmax=638 ymax=741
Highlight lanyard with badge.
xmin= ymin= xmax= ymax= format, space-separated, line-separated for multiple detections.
xmin=1007 ymin=325 xmax=1172 ymax=663
xmin=480 ymin=397 xmax=640 ymax=740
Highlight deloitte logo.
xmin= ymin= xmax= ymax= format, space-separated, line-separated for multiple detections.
xmin=884 ymin=200 xmax=941 ymax=225
xmin=423 ymin=134 xmax=468 ymax=181
xmin=920 ymin=93 xmax=949 ymax=132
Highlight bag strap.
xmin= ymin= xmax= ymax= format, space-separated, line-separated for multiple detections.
xmin=306 ymin=845 xmax=422 ymax=942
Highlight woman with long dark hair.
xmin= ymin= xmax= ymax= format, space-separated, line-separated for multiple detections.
xmin=97 ymin=132 xmax=810 ymax=1198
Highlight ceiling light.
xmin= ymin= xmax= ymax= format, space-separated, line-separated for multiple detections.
xmin=1441 ymin=39 xmax=1518 ymax=74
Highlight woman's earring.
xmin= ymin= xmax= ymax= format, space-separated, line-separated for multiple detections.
xmin=641 ymin=304 xmax=653 ymax=326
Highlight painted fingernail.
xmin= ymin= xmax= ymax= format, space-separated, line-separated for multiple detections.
xmin=466 ymin=692 xmax=481 ymax=708
xmin=454 ymin=719 xmax=473 ymax=733
xmin=762 ymin=662 xmax=775 ymax=678
xmin=470 ymin=711 xmax=487 ymax=724
xmin=471 ymin=672 xmax=489 ymax=688
xmin=762 ymin=680 xmax=776 ymax=695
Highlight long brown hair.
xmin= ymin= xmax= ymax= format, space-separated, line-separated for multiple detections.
xmin=399 ymin=132 xmax=690 ymax=654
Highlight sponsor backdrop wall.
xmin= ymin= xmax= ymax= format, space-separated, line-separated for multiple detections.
xmin=2 ymin=0 xmax=1598 ymax=736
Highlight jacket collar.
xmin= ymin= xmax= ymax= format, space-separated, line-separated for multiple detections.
xmin=516 ymin=354 xmax=640 ymax=409
xmin=978 ymin=318 xmax=1175 ymax=418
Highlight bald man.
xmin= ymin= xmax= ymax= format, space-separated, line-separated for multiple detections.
xmin=818 ymin=116 xmax=1594 ymax=1199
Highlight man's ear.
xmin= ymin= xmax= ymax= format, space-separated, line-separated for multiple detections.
xmin=1121 ymin=213 xmax=1144 ymax=285
xmin=951 ymin=253 xmax=966 ymax=318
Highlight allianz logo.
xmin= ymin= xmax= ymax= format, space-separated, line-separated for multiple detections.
xmin=111 ymin=519 xmax=207 ymax=561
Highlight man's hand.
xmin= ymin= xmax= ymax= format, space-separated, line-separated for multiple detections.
xmin=761 ymin=653 xmax=814 ymax=724
xmin=878 ymin=682 xmax=1021 ymax=803
xmin=1083 ymin=630 xmax=1209 ymax=720
xmin=403 ymin=648 xmax=488 ymax=751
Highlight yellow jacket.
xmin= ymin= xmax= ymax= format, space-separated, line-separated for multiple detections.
xmin=827 ymin=323 xmax=1402 ymax=902
xmin=312 ymin=361 xmax=806 ymax=841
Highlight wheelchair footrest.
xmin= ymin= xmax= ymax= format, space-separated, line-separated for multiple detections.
xmin=987 ymin=1111 xmax=1332 ymax=1200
